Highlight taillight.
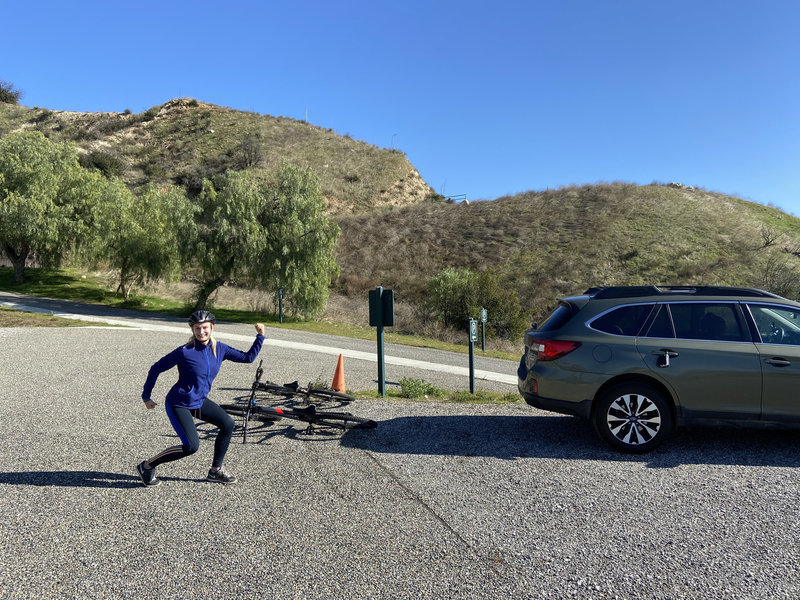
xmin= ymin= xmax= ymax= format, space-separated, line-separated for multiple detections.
xmin=531 ymin=339 xmax=581 ymax=361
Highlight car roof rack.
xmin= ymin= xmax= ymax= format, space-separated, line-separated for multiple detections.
xmin=584 ymin=286 xmax=784 ymax=299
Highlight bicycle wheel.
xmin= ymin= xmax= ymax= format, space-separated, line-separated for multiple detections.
xmin=306 ymin=387 xmax=355 ymax=403
xmin=312 ymin=410 xmax=377 ymax=430
xmin=220 ymin=403 xmax=280 ymax=422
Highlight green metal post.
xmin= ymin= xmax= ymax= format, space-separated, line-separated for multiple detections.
xmin=480 ymin=307 xmax=487 ymax=352
xmin=468 ymin=318 xmax=477 ymax=394
xmin=377 ymin=322 xmax=386 ymax=398
xmin=370 ymin=286 xmax=387 ymax=398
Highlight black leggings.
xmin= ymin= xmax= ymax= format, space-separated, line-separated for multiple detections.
xmin=148 ymin=398 xmax=235 ymax=470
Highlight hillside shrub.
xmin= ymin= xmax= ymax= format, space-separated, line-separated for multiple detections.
xmin=140 ymin=158 xmax=167 ymax=179
xmin=79 ymin=150 xmax=126 ymax=178
xmin=175 ymin=164 xmax=220 ymax=197
xmin=34 ymin=110 xmax=53 ymax=123
xmin=426 ymin=267 xmax=528 ymax=339
xmin=474 ymin=269 xmax=529 ymax=339
xmin=427 ymin=267 xmax=477 ymax=330
xmin=135 ymin=107 xmax=159 ymax=123
xmin=232 ymin=134 xmax=263 ymax=169
xmin=0 ymin=80 xmax=22 ymax=104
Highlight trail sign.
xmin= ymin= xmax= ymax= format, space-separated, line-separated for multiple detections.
xmin=369 ymin=287 xmax=395 ymax=327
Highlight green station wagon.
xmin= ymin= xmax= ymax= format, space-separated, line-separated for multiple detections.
xmin=517 ymin=286 xmax=800 ymax=452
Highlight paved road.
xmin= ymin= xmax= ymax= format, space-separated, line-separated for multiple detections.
xmin=0 ymin=297 xmax=798 ymax=599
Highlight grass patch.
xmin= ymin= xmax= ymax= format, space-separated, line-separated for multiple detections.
xmin=397 ymin=376 xmax=444 ymax=399
xmin=0 ymin=267 xmax=114 ymax=304
xmin=354 ymin=386 xmax=521 ymax=404
xmin=0 ymin=306 xmax=98 ymax=328
xmin=448 ymin=390 xmax=521 ymax=404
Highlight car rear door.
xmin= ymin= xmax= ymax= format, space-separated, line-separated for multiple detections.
xmin=746 ymin=302 xmax=800 ymax=422
xmin=635 ymin=302 xmax=762 ymax=419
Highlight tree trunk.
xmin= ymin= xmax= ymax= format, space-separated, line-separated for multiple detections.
xmin=3 ymin=242 xmax=29 ymax=284
xmin=117 ymin=258 xmax=141 ymax=302
xmin=192 ymin=277 xmax=227 ymax=312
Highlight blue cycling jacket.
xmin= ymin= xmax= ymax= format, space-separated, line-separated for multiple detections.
xmin=142 ymin=335 xmax=264 ymax=409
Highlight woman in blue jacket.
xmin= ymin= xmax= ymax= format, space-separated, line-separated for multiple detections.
xmin=136 ymin=310 xmax=265 ymax=486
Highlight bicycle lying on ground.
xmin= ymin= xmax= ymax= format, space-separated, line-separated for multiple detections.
xmin=254 ymin=376 xmax=355 ymax=406
xmin=220 ymin=360 xmax=377 ymax=443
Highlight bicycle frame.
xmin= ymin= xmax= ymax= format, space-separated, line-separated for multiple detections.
xmin=228 ymin=360 xmax=375 ymax=443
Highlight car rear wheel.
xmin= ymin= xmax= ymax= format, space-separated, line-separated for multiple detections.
xmin=593 ymin=383 xmax=673 ymax=453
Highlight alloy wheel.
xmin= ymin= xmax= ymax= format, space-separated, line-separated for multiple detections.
xmin=606 ymin=393 xmax=662 ymax=447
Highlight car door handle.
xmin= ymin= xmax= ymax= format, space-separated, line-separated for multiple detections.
xmin=765 ymin=358 xmax=792 ymax=367
xmin=653 ymin=349 xmax=679 ymax=368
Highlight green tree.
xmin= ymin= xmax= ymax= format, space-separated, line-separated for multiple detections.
xmin=191 ymin=164 xmax=339 ymax=316
xmin=0 ymin=131 xmax=104 ymax=283
xmin=474 ymin=269 xmax=528 ymax=339
xmin=258 ymin=163 xmax=340 ymax=316
xmin=93 ymin=181 xmax=197 ymax=300
xmin=427 ymin=267 xmax=478 ymax=330
xmin=427 ymin=266 xmax=528 ymax=339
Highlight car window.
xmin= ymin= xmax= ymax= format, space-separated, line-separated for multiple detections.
xmin=748 ymin=304 xmax=800 ymax=345
xmin=538 ymin=303 xmax=576 ymax=332
xmin=590 ymin=304 xmax=654 ymax=336
xmin=643 ymin=304 xmax=674 ymax=338
xmin=668 ymin=303 xmax=746 ymax=341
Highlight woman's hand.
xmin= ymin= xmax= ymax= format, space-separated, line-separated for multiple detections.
xmin=255 ymin=323 xmax=265 ymax=336
xmin=144 ymin=400 xmax=157 ymax=410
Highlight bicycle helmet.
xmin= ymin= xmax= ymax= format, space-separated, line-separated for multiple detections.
xmin=188 ymin=310 xmax=216 ymax=326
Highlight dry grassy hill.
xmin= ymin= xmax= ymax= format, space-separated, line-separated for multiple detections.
xmin=0 ymin=98 xmax=433 ymax=213
xmin=333 ymin=182 xmax=800 ymax=327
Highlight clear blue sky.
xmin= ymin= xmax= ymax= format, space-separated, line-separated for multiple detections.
xmin=3 ymin=1 xmax=799 ymax=213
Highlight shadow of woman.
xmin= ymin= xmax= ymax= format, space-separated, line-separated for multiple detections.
xmin=0 ymin=470 xmax=192 ymax=488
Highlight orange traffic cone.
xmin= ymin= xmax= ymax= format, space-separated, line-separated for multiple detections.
xmin=332 ymin=354 xmax=346 ymax=393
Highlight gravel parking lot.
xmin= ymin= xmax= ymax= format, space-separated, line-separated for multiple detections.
xmin=0 ymin=321 xmax=798 ymax=599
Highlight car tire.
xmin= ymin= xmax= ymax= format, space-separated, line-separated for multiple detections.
xmin=593 ymin=383 xmax=673 ymax=453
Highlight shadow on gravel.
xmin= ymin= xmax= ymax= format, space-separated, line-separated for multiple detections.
xmin=0 ymin=470 xmax=193 ymax=489
xmin=205 ymin=419 xmax=361 ymax=446
xmin=339 ymin=414 xmax=800 ymax=468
